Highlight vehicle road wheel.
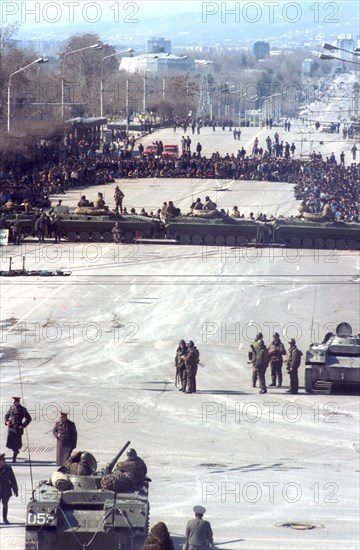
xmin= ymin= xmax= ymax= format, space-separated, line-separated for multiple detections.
xmin=236 ymin=235 xmax=247 ymax=246
xmin=302 ymin=237 xmax=313 ymax=248
xmin=102 ymin=232 xmax=113 ymax=242
xmin=192 ymin=234 xmax=203 ymax=245
xmin=167 ymin=229 xmax=177 ymax=240
xmin=290 ymin=237 xmax=301 ymax=248
xmin=335 ymin=238 xmax=346 ymax=249
xmin=305 ymin=369 xmax=314 ymax=393
xmin=67 ymin=231 xmax=77 ymax=242
xmin=123 ymin=231 xmax=135 ymax=243
xmin=179 ymin=233 xmax=191 ymax=245
xmin=91 ymin=231 xmax=102 ymax=242
xmin=204 ymin=234 xmax=215 ymax=245
xmin=215 ymin=234 xmax=225 ymax=245
xmin=347 ymin=238 xmax=358 ymax=250
xmin=325 ymin=238 xmax=335 ymax=249
xmin=79 ymin=231 xmax=90 ymax=242
xmin=314 ymin=238 xmax=324 ymax=249
xmin=225 ymin=235 xmax=236 ymax=246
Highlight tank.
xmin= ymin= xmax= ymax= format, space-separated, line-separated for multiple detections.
xmin=305 ymin=322 xmax=360 ymax=393
xmin=166 ymin=210 xmax=269 ymax=246
xmin=273 ymin=218 xmax=360 ymax=250
xmin=57 ymin=208 xmax=164 ymax=243
xmin=25 ymin=442 xmax=150 ymax=550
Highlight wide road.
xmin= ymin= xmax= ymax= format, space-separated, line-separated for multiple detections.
xmin=0 ymin=125 xmax=359 ymax=550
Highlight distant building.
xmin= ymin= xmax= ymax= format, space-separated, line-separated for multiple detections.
xmin=146 ymin=37 xmax=171 ymax=54
xmin=253 ymin=41 xmax=270 ymax=59
xmin=336 ymin=34 xmax=355 ymax=60
xmin=302 ymin=58 xmax=315 ymax=76
xmin=120 ymin=53 xmax=193 ymax=76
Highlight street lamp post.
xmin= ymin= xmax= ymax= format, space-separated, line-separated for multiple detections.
xmin=100 ymin=48 xmax=133 ymax=118
xmin=61 ymin=43 xmax=101 ymax=122
xmin=7 ymin=57 xmax=48 ymax=132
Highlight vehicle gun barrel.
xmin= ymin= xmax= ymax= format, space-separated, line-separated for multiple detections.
xmin=104 ymin=440 xmax=130 ymax=474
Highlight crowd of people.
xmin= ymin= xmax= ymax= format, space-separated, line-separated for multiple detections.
xmin=0 ymin=127 xmax=359 ymax=222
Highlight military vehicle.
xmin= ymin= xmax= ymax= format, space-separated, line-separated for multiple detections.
xmin=305 ymin=322 xmax=360 ymax=393
xmin=165 ymin=210 xmax=268 ymax=245
xmin=274 ymin=218 xmax=360 ymax=250
xmin=25 ymin=442 xmax=150 ymax=550
xmin=57 ymin=208 xmax=164 ymax=243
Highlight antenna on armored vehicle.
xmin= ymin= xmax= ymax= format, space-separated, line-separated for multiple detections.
xmin=17 ymin=361 xmax=35 ymax=499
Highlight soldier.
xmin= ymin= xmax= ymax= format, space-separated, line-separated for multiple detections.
xmin=185 ymin=505 xmax=213 ymax=550
xmin=60 ymin=450 xmax=94 ymax=476
xmin=185 ymin=341 xmax=200 ymax=394
xmin=249 ymin=333 xmax=263 ymax=388
xmin=268 ymin=332 xmax=286 ymax=388
xmin=35 ymin=212 xmax=47 ymax=243
xmin=95 ymin=192 xmax=105 ymax=208
xmin=78 ymin=195 xmax=90 ymax=207
xmin=0 ymin=453 xmax=18 ymax=524
xmin=254 ymin=339 xmax=270 ymax=394
xmin=285 ymin=339 xmax=303 ymax=394
xmin=142 ymin=522 xmax=174 ymax=550
xmin=114 ymin=186 xmax=125 ymax=214
xmin=53 ymin=412 xmax=77 ymax=466
xmin=112 ymin=222 xmax=122 ymax=244
xmin=10 ymin=216 xmax=22 ymax=245
xmin=175 ymin=339 xmax=188 ymax=392
xmin=115 ymin=448 xmax=147 ymax=489
xmin=50 ymin=214 xmax=61 ymax=243
xmin=4 ymin=397 xmax=32 ymax=462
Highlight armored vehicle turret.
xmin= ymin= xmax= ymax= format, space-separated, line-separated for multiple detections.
xmin=305 ymin=322 xmax=360 ymax=393
xmin=25 ymin=442 xmax=150 ymax=550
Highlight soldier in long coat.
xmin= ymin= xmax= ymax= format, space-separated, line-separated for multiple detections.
xmin=254 ymin=340 xmax=270 ymax=394
xmin=185 ymin=341 xmax=200 ymax=394
xmin=175 ymin=339 xmax=188 ymax=392
xmin=53 ymin=412 xmax=77 ymax=466
xmin=286 ymin=339 xmax=303 ymax=394
xmin=0 ymin=453 xmax=18 ymax=524
xmin=4 ymin=397 xmax=32 ymax=462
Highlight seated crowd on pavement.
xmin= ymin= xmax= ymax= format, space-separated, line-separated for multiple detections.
xmin=0 ymin=131 xmax=359 ymax=223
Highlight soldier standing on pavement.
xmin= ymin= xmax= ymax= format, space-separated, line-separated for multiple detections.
xmin=53 ymin=412 xmax=77 ymax=466
xmin=0 ymin=453 xmax=18 ymax=524
xmin=285 ymin=339 xmax=303 ymax=394
xmin=185 ymin=505 xmax=213 ymax=550
xmin=4 ymin=397 xmax=32 ymax=463
xmin=175 ymin=339 xmax=188 ymax=392
xmin=268 ymin=332 xmax=286 ymax=388
xmin=185 ymin=341 xmax=200 ymax=394
xmin=254 ymin=340 xmax=270 ymax=394
xmin=114 ymin=186 xmax=125 ymax=214
xmin=249 ymin=333 xmax=263 ymax=388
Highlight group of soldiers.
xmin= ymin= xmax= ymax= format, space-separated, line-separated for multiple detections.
xmin=175 ymin=340 xmax=201 ymax=394
xmin=250 ymin=332 xmax=303 ymax=394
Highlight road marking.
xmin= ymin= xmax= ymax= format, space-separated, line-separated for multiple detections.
xmin=287 ymin=303 xmax=291 ymax=311
xmin=256 ymin=298 xmax=261 ymax=306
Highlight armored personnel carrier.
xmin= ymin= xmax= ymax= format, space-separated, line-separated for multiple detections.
xmin=274 ymin=218 xmax=360 ymax=250
xmin=25 ymin=442 xmax=150 ymax=550
xmin=305 ymin=322 xmax=360 ymax=393
xmin=58 ymin=208 xmax=164 ymax=243
xmin=165 ymin=210 xmax=268 ymax=245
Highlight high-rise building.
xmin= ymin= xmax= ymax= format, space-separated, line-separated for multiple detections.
xmin=146 ymin=37 xmax=171 ymax=54
xmin=253 ymin=41 xmax=270 ymax=59
xmin=336 ymin=34 xmax=355 ymax=60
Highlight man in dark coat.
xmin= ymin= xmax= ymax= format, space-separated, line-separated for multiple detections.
xmin=4 ymin=397 xmax=32 ymax=462
xmin=254 ymin=340 xmax=270 ymax=394
xmin=116 ymin=448 xmax=147 ymax=489
xmin=142 ymin=521 xmax=174 ymax=550
xmin=268 ymin=332 xmax=286 ymax=388
xmin=0 ymin=453 xmax=18 ymax=524
xmin=175 ymin=339 xmax=188 ymax=392
xmin=53 ymin=412 xmax=77 ymax=466
xmin=185 ymin=505 xmax=213 ymax=550
xmin=286 ymin=339 xmax=303 ymax=394
xmin=185 ymin=341 xmax=200 ymax=394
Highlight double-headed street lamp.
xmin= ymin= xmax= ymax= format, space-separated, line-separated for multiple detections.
xmin=61 ymin=43 xmax=102 ymax=122
xmin=319 ymin=42 xmax=360 ymax=57
xmin=100 ymin=48 xmax=134 ymax=117
xmin=7 ymin=57 xmax=48 ymax=132
xmin=318 ymin=53 xmax=360 ymax=66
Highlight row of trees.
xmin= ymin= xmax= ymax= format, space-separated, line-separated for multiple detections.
xmin=0 ymin=23 xmax=334 ymax=134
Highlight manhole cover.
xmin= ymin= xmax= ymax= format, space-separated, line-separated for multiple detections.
xmin=277 ymin=522 xmax=323 ymax=530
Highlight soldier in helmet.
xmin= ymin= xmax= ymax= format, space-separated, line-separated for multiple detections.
xmin=185 ymin=505 xmax=213 ymax=550
xmin=268 ymin=333 xmax=286 ymax=388
xmin=184 ymin=341 xmax=200 ymax=394
xmin=142 ymin=522 xmax=174 ymax=550
xmin=249 ymin=333 xmax=263 ymax=388
xmin=60 ymin=450 xmax=94 ymax=476
xmin=95 ymin=192 xmax=105 ymax=208
xmin=115 ymin=448 xmax=147 ymax=489
xmin=285 ymin=339 xmax=303 ymax=394
xmin=254 ymin=339 xmax=270 ymax=394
